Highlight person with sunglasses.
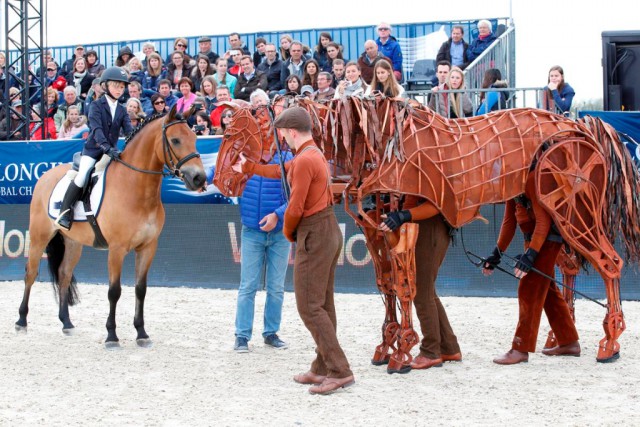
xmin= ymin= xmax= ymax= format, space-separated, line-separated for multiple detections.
xmin=375 ymin=22 xmax=403 ymax=82
xmin=150 ymin=94 xmax=168 ymax=115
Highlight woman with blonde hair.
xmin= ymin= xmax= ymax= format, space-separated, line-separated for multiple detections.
xmin=143 ymin=52 xmax=166 ymax=91
xmin=126 ymin=97 xmax=146 ymax=127
xmin=57 ymin=105 xmax=88 ymax=139
xmin=428 ymin=66 xmax=472 ymax=118
xmin=279 ymin=35 xmax=293 ymax=61
xmin=200 ymin=75 xmax=218 ymax=113
xmin=364 ymin=60 xmax=405 ymax=98
xmin=127 ymin=56 xmax=145 ymax=85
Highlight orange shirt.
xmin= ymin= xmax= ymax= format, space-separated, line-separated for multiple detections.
xmin=243 ymin=139 xmax=332 ymax=241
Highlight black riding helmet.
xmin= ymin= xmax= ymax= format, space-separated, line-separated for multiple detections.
xmin=100 ymin=66 xmax=129 ymax=100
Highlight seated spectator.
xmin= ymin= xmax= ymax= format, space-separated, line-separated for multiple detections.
xmin=0 ymin=100 xmax=24 ymax=141
xmin=313 ymin=32 xmax=333 ymax=70
xmin=357 ymin=39 xmax=392 ymax=84
xmin=250 ymin=89 xmax=269 ymax=108
xmin=36 ymin=50 xmax=59 ymax=77
xmin=191 ymin=54 xmax=214 ymax=93
xmin=157 ymin=79 xmax=178 ymax=110
xmin=57 ymin=105 xmax=88 ymax=139
xmin=428 ymin=66 xmax=472 ymax=118
xmin=476 ymin=68 xmax=508 ymax=115
xmin=199 ymin=75 xmax=218 ymax=113
xmin=213 ymin=58 xmax=237 ymax=98
xmin=197 ymin=36 xmax=219 ymax=65
xmin=150 ymin=93 xmax=168 ymax=115
xmin=215 ymin=108 xmax=234 ymax=135
xmin=54 ymin=86 xmax=83 ymax=131
xmin=85 ymin=49 xmax=105 ymax=76
xmin=166 ymin=51 xmax=194 ymax=91
xmin=376 ymin=23 xmax=403 ymax=82
xmin=279 ymin=35 xmax=293 ymax=62
xmin=313 ymin=72 xmax=335 ymax=102
xmin=126 ymin=98 xmax=146 ymax=127
xmin=253 ymin=37 xmax=268 ymax=67
xmin=334 ymin=61 xmax=367 ymax=99
xmin=29 ymin=104 xmax=57 ymax=140
xmin=84 ymin=77 xmax=103 ymax=114
xmin=280 ymin=41 xmax=309 ymax=88
xmin=228 ymin=50 xmax=244 ymax=77
xmin=166 ymin=37 xmax=194 ymax=67
xmin=193 ymin=110 xmax=215 ymax=135
xmin=364 ymin=60 xmax=405 ymax=98
xmin=436 ymin=26 xmax=470 ymax=70
xmin=542 ymin=65 xmax=575 ymax=114
xmin=257 ymin=43 xmax=285 ymax=97
xmin=127 ymin=57 xmax=145 ymax=85
xmin=302 ymin=59 xmax=320 ymax=90
xmin=141 ymin=42 xmax=156 ymax=69
xmin=428 ymin=60 xmax=451 ymax=103
xmin=209 ymin=85 xmax=232 ymax=128
xmin=225 ymin=32 xmax=252 ymax=67
xmin=143 ymin=52 xmax=167 ymax=91
xmin=321 ymin=42 xmax=344 ymax=73
xmin=65 ymin=57 xmax=93 ymax=100
xmin=45 ymin=86 xmax=60 ymax=118
xmin=331 ymin=59 xmax=346 ymax=87
xmin=176 ymin=77 xmax=197 ymax=113
xmin=234 ymin=55 xmax=268 ymax=101
xmin=115 ymin=46 xmax=134 ymax=68
xmin=300 ymin=85 xmax=314 ymax=98
xmin=128 ymin=81 xmax=152 ymax=114
xmin=466 ymin=20 xmax=498 ymax=63
xmin=283 ymin=74 xmax=302 ymax=96
xmin=61 ymin=45 xmax=84 ymax=77
xmin=44 ymin=61 xmax=61 ymax=87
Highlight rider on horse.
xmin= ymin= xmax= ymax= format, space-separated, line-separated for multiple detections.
xmin=56 ymin=66 xmax=133 ymax=230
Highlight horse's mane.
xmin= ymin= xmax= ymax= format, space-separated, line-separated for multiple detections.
xmin=124 ymin=112 xmax=167 ymax=145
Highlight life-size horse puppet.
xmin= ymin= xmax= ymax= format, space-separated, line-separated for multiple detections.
xmin=16 ymin=106 xmax=206 ymax=348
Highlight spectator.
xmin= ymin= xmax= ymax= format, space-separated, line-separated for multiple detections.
xmin=300 ymin=85 xmax=314 ymax=98
xmin=257 ymin=43 xmax=285 ymax=96
xmin=215 ymin=107 xmax=234 ymax=135
xmin=175 ymin=77 xmax=197 ymax=113
xmin=321 ymin=42 xmax=344 ymax=73
xmin=279 ymin=35 xmax=293 ymax=62
xmin=376 ymin=22 xmax=403 ymax=82
xmin=54 ymin=86 xmax=83 ymax=132
xmin=85 ymin=49 xmax=105 ymax=76
xmin=28 ymin=104 xmax=57 ymax=140
xmin=436 ymin=26 xmax=470 ymax=70
xmin=228 ymin=50 xmax=244 ymax=77
xmin=141 ymin=42 xmax=156 ymax=69
xmin=476 ymin=68 xmax=508 ymax=115
xmin=213 ymin=58 xmax=237 ymax=98
xmin=313 ymin=72 xmax=335 ymax=102
xmin=301 ymin=59 xmax=320 ymax=90
xmin=283 ymin=74 xmax=302 ymax=95
xmin=126 ymin=97 xmax=146 ymax=128
xmin=44 ymin=61 xmax=61 ymax=88
xmin=143 ymin=52 xmax=167 ymax=91
xmin=197 ymin=36 xmax=219 ymax=64
xmin=364 ymin=59 xmax=405 ymax=98
xmin=191 ymin=54 xmax=215 ymax=93
xmin=166 ymin=37 xmax=194 ymax=67
xmin=0 ymin=100 xmax=24 ymax=141
xmin=150 ymin=93 xmax=168 ymax=115
xmin=84 ymin=77 xmax=103 ymax=114
xmin=428 ymin=60 xmax=451 ymax=102
xmin=253 ymin=37 xmax=268 ymax=67
xmin=234 ymin=55 xmax=268 ymax=101
xmin=61 ymin=45 xmax=85 ymax=77
xmin=166 ymin=51 xmax=193 ymax=91
xmin=115 ymin=46 xmax=134 ymax=68
xmin=331 ymin=59 xmax=346 ymax=87
xmin=128 ymin=81 xmax=152 ymax=114
xmin=193 ymin=110 xmax=215 ymax=135
xmin=280 ymin=41 xmax=308 ymax=88
xmin=466 ymin=20 xmax=497 ymax=63
xmin=542 ymin=65 xmax=575 ymax=114
xmin=428 ymin=66 xmax=472 ymax=118
xmin=45 ymin=86 xmax=60 ymax=118
xmin=57 ymin=105 xmax=88 ymax=139
xmin=35 ymin=50 xmax=59 ymax=77
xmin=65 ymin=57 xmax=93 ymax=100
xmin=199 ymin=75 xmax=218 ymax=113
xmin=334 ymin=61 xmax=367 ymax=98
xmin=209 ymin=85 xmax=232 ymax=128
xmin=225 ymin=32 xmax=251 ymax=67
xmin=313 ymin=32 xmax=333 ymax=70
xmin=127 ymin=57 xmax=145 ymax=85
xmin=157 ymin=79 xmax=178 ymax=110
xmin=250 ymin=89 xmax=269 ymax=108
xmin=357 ymin=39 xmax=392 ymax=84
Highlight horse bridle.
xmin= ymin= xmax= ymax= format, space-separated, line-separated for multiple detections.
xmin=115 ymin=117 xmax=201 ymax=178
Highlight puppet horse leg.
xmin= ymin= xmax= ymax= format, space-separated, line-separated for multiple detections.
xmin=598 ymin=277 xmax=624 ymax=362
xmin=132 ymin=240 xmax=158 ymax=348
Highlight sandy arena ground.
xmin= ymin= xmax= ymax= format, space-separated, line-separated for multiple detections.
xmin=1 ymin=281 xmax=638 ymax=426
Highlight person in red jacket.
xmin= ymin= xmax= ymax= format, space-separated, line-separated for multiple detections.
xmin=28 ymin=104 xmax=57 ymax=140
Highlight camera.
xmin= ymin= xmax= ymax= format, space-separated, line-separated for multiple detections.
xmin=193 ymin=124 xmax=205 ymax=132
xmin=193 ymin=102 xmax=203 ymax=111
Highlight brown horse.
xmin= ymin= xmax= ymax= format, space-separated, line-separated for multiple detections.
xmin=15 ymin=106 xmax=206 ymax=348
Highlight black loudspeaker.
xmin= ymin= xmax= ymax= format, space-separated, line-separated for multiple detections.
xmin=602 ymin=31 xmax=640 ymax=111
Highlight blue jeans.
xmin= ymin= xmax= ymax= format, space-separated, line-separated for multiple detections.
xmin=235 ymin=226 xmax=291 ymax=340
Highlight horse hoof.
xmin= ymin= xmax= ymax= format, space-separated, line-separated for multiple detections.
xmin=15 ymin=324 xmax=27 ymax=333
xmin=62 ymin=327 xmax=75 ymax=336
xmin=104 ymin=341 xmax=122 ymax=350
xmin=136 ymin=338 xmax=153 ymax=348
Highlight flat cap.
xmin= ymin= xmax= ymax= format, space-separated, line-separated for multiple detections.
xmin=198 ymin=36 xmax=211 ymax=43
xmin=273 ymin=107 xmax=312 ymax=132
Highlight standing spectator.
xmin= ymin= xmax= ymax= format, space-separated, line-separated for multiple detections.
xmin=61 ymin=45 xmax=85 ymax=77
xmin=476 ymin=68 xmax=508 ymax=115
xmin=428 ymin=66 xmax=471 ymax=118
xmin=279 ymin=35 xmax=293 ymax=62
xmin=157 ymin=79 xmax=178 ymax=110
xmin=175 ymin=77 xmax=197 ymax=113
xmin=357 ymin=39 xmax=392 ymax=84
xmin=209 ymin=85 xmax=232 ymax=128
xmin=143 ymin=52 xmax=167 ymax=91
xmin=57 ymin=105 xmax=88 ymax=139
xmin=331 ymin=59 xmax=346 ymax=87
xmin=225 ymin=32 xmax=251 ymax=67
xmin=280 ymin=41 xmax=308 ymax=88
xmin=466 ymin=20 xmax=498 ymax=63
xmin=234 ymin=56 xmax=268 ymax=101
xmin=199 ymin=75 xmax=218 ymax=113
xmin=29 ymin=104 xmax=57 ymax=140
xmin=213 ymin=58 xmax=237 ymax=99
xmin=283 ymin=74 xmax=302 ymax=95
xmin=150 ymin=94 xmax=168 ymax=115
xmin=197 ymin=36 xmax=219 ymax=64
xmin=301 ymin=59 xmax=320 ymax=90
xmin=54 ymin=86 xmax=83 ymax=132
xmin=258 ymin=43 xmax=285 ymax=97
xmin=191 ymin=55 xmax=214 ymax=93
xmin=85 ymin=50 xmax=105 ymax=76
xmin=321 ymin=42 xmax=344 ymax=73
xmin=84 ymin=77 xmax=103 ymax=114
xmin=115 ymin=46 xmax=134 ymax=68
xmin=334 ymin=61 xmax=367 ymax=98
xmin=166 ymin=51 xmax=193 ymax=91
xmin=126 ymin=57 xmax=145 ymax=85
xmin=166 ymin=37 xmax=194 ymax=67
xmin=253 ymin=37 xmax=268 ymax=67
xmin=313 ymin=32 xmax=332 ymax=70
xmin=312 ymin=72 xmax=335 ymax=102
xmin=141 ymin=42 xmax=156 ymax=69
xmin=376 ymin=22 xmax=403 ymax=82
xmin=364 ymin=60 xmax=405 ymax=98
xmin=65 ymin=57 xmax=93 ymax=100
xmin=542 ymin=65 xmax=575 ymax=114
xmin=436 ymin=26 xmax=470 ymax=70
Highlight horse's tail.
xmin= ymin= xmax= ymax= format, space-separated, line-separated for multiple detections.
xmin=45 ymin=232 xmax=80 ymax=306
xmin=580 ymin=115 xmax=640 ymax=264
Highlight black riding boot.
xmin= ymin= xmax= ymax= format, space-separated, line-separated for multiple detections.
xmin=56 ymin=182 xmax=82 ymax=230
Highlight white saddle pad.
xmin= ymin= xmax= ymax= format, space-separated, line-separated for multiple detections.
xmin=48 ymin=164 xmax=109 ymax=222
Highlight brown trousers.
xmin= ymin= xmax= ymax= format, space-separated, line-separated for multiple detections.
xmin=512 ymin=240 xmax=579 ymax=352
xmin=413 ymin=217 xmax=461 ymax=359
xmin=294 ymin=207 xmax=353 ymax=379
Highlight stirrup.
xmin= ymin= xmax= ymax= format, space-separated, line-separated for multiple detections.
xmin=55 ymin=209 xmax=72 ymax=230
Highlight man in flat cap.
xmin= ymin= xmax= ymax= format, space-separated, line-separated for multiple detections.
xmin=198 ymin=36 xmax=219 ymax=64
xmin=234 ymin=107 xmax=355 ymax=395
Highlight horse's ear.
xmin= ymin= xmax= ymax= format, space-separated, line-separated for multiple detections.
xmin=167 ymin=104 xmax=178 ymax=121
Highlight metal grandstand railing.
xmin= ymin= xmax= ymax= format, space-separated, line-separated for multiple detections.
xmin=463 ymin=24 xmax=516 ymax=92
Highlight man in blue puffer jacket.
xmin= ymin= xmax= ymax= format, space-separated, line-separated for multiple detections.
xmin=376 ymin=22 xmax=403 ymax=82
xmin=234 ymin=150 xmax=293 ymax=353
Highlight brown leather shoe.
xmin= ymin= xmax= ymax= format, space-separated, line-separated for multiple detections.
xmin=410 ymin=355 xmax=443 ymax=369
xmin=493 ymin=349 xmax=529 ymax=365
xmin=541 ymin=341 xmax=581 ymax=357
xmin=308 ymin=375 xmax=355 ymax=395
xmin=293 ymin=371 xmax=326 ymax=385
xmin=442 ymin=352 xmax=462 ymax=362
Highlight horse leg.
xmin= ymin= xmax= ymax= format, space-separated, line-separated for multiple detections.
xmin=105 ymin=247 xmax=127 ymax=349
xmin=56 ymin=238 xmax=83 ymax=333
xmin=132 ymin=240 xmax=159 ymax=348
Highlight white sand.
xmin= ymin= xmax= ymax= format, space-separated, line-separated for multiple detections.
xmin=1 ymin=281 xmax=638 ymax=426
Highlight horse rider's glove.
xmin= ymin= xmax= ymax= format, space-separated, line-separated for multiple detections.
xmin=484 ymin=246 xmax=502 ymax=270
xmin=383 ymin=210 xmax=412 ymax=231
xmin=515 ymin=248 xmax=538 ymax=273
xmin=107 ymin=147 xmax=121 ymax=159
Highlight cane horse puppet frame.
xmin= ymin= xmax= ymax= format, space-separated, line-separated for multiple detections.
xmin=214 ymin=94 xmax=640 ymax=371
xmin=16 ymin=106 xmax=207 ymax=348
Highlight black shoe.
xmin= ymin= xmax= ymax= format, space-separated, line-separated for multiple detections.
xmin=56 ymin=182 xmax=82 ymax=230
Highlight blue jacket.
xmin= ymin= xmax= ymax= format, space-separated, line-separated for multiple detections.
xmin=239 ymin=152 xmax=292 ymax=233
xmin=466 ymin=33 xmax=497 ymax=62
xmin=82 ymin=96 xmax=133 ymax=158
xmin=376 ymin=36 xmax=403 ymax=74
xmin=547 ymin=84 xmax=575 ymax=113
